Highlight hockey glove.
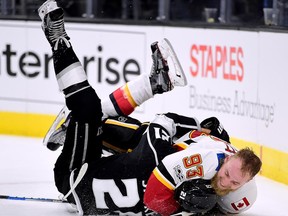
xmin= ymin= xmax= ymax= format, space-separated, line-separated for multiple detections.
xmin=200 ymin=117 xmax=230 ymax=143
xmin=174 ymin=179 xmax=217 ymax=214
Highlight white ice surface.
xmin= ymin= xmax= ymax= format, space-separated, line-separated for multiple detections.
xmin=0 ymin=135 xmax=287 ymax=216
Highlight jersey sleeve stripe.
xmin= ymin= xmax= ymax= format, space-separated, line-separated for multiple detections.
xmin=153 ymin=167 xmax=175 ymax=190
xmin=105 ymin=119 xmax=140 ymax=130
xmin=173 ymin=142 xmax=188 ymax=150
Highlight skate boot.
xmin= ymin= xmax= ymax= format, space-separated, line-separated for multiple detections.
xmin=149 ymin=38 xmax=187 ymax=94
xmin=38 ymin=0 xmax=70 ymax=50
xmin=43 ymin=106 xmax=70 ymax=151
xmin=38 ymin=0 xmax=88 ymax=95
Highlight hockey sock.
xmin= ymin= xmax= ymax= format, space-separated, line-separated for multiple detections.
xmin=52 ymin=43 xmax=89 ymax=97
xmin=105 ymin=74 xmax=153 ymax=116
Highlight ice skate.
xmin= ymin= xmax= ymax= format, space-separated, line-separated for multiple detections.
xmin=149 ymin=38 xmax=187 ymax=94
xmin=38 ymin=0 xmax=70 ymax=50
xmin=43 ymin=106 xmax=70 ymax=151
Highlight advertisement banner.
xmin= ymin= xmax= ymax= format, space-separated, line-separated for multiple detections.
xmin=0 ymin=21 xmax=287 ymax=153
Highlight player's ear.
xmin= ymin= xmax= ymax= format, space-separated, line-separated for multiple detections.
xmin=224 ymin=155 xmax=231 ymax=163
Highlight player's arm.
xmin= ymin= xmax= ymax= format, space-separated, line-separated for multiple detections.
xmin=144 ymin=168 xmax=217 ymax=215
xmin=144 ymin=148 xmax=219 ymax=215
xmin=101 ymin=115 xmax=149 ymax=154
xmin=144 ymin=167 xmax=180 ymax=216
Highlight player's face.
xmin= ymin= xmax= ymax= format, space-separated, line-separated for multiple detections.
xmin=213 ymin=156 xmax=251 ymax=195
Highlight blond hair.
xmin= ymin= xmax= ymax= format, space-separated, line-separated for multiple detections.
xmin=234 ymin=147 xmax=262 ymax=178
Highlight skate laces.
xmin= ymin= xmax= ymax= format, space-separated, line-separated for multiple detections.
xmin=150 ymin=48 xmax=168 ymax=78
xmin=47 ymin=18 xmax=70 ymax=50
xmin=54 ymin=36 xmax=70 ymax=50
xmin=151 ymin=51 xmax=159 ymax=74
xmin=150 ymin=46 xmax=173 ymax=94
xmin=154 ymin=45 xmax=168 ymax=72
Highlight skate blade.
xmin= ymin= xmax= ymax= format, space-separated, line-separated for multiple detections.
xmin=161 ymin=38 xmax=188 ymax=87
xmin=43 ymin=105 xmax=69 ymax=147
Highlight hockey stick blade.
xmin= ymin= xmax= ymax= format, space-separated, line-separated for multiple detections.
xmin=0 ymin=195 xmax=68 ymax=203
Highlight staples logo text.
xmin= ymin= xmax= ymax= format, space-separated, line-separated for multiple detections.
xmin=189 ymin=44 xmax=244 ymax=82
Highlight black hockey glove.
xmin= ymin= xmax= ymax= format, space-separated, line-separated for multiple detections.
xmin=174 ymin=179 xmax=217 ymax=214
xmin=200 ymin=117 xmax=230 ymax=143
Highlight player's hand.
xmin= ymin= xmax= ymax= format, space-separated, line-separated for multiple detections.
xmin=200 ymin=117 xmax=230 ymax=143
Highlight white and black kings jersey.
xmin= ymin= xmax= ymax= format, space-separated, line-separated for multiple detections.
xmin=65 ymin=122 xmax=177 ymax=215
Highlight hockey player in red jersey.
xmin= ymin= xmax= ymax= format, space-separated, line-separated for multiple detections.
xmin=38 ymin=1 xmax=262 ymax=215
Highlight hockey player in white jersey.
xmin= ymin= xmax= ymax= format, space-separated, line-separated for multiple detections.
xmin=144 ymin=126 xmax=261 ymax=215
xmin=38 ymin=1 xmax=262 ymax=215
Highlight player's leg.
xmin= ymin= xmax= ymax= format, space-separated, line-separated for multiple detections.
xmin=102 ymin=38 xmax=187 ymax=117
xmin=38 ymin=0 xmax=102 ymax=198
xmin=90 ymin=39 xmax=189 ymax=154
xmin=44 ymin=38 xmax=188 ymax=151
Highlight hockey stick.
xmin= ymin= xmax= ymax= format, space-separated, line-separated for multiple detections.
xmin=0 ymin=195 xmax=68 ymax=203
xmin=0 ymin=164 xmax=88 ymax=204
xmin=63 ymin=163 xmax=88 ymax=200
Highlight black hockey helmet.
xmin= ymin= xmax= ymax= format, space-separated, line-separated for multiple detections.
xmin=174 ymin=179 xmax=217 ymax=213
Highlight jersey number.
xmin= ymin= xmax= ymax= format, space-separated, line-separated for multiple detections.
xmin=182 ymin=154 xmax=204 ymax=178
xmin=92 ymin=178 xmax=140 ymax=208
